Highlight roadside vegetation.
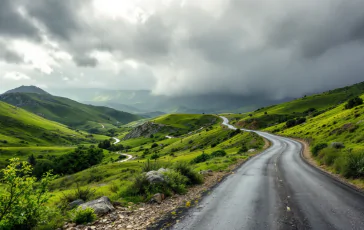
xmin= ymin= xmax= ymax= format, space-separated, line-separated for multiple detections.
xmin=0 ymin=111 xmax=265 ymax=228
xmin=265 ymin=94 xmax=364 ymax=187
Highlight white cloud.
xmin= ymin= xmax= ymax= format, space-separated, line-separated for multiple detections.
xmin=3 ymin=71 xmax=31 ymax=80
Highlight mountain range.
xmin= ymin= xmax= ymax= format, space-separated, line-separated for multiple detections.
xmin=0 ymin=86 xmax=140 ymax=132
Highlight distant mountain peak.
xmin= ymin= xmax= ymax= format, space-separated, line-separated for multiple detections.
xmin=3 ymin=85 xmax=50 ymax=95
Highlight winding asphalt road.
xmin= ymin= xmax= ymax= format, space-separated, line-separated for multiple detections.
xmin=172 ymin=117 xmax=364 ymax=230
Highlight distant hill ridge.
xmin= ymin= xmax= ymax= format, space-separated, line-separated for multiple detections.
xmin=3 ymin=85 xmax=50 ymax=95
xmin=0 ymin=86 xmax=141 ymax=132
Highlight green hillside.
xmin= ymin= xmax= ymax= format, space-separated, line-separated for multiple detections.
xmin=264 ymin=94 xmax=364 ymax=185
xmin=0 ymin=92 xmax=141 ymax=132
xmin=0 ymin=101 xmax=111 ymax=167
xmin=153 ymin=114 xmax=217 ymax=132
xmin=232 ymin=81 xmax=364 ymax=129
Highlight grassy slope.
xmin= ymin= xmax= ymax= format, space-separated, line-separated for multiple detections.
xmin=264 ymin=94 xmax=364 ymax=187
xmin=48 ymin=115 xmax=264 ymax=204
xmin=233 ymin=81 xmax=364 ymax=129
xmin=0 ymin=101 xmax=110 ymax=167
xmin=266 ymin=95 xmax=364 ymax=151
xmin=0 ymin=93 xmax=141 ymax=131
xmin=152 ymin=114 xmax=217 ymax=134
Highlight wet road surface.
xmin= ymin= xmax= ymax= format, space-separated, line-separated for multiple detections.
xmin=171 ymin=117 xmax=364 ymax=230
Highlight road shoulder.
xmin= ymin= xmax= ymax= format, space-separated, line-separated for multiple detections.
xmin=294 ymin=138 xmax=364 ymax=193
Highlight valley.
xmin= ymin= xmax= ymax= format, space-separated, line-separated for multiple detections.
xmin=0 ymin=82 xmax=364 ymax=229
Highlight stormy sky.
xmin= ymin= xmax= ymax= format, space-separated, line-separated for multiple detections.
xmin=0 ymin=0 xmax=364 ymax=99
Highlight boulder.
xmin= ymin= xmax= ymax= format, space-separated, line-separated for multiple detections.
xmin=200 ymin=169 xmax=213 ymax=176
xmin=248 ymin=149 xmax=256 ymax=152
xmin=150 ymin=193 xmax=165 ymax=204
xmin=146 ymin=169 xmax=166 ymax=183
xmin=79 ymin=196 xmax=115 ymax=216
xmin=68 ymin=199 xmax=84 ymax=210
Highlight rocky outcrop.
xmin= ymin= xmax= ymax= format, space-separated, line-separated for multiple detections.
xmin=123 ymin=122 xmax=177 ymax=140
xmin=79 ymin=196 xmax=115 ymax=216
xmin=146 ymin=168 xmax=168 ymax=183
xmin=68 ymin=199 xmax=84 ymax=210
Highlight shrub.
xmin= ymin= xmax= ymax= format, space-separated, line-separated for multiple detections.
xmin=173 ymin=162 xmax=203 ymax=185
xmin=162 ymin=170 xmax=188 ymax=194
xmin=211 ymin=150 xmax=227 ymax=157
xmin=321 ymin=148 xmax=340 ymax=166
xmin=118 ymin=155 xmax=127 ymax=160
xmin=61 ymin=183 xmax=96 ymax=206
xmin=340 ymin=152 xmax=364 ymax=178
xmin=331 ymin=142 xmax=345 ymax=149
xmin=72 ymin=207 xmax=96 ymax=224
xmin=238 ymin=145 xmax=248 ymax=154
xmin=312 ymin=143 xmax=328 ymax=156
xmin=191 ymin=153 xmax=211 ymax=164
xmin=125 ymin=174 xmax=151 ymax=196
xmin=0 ymin=158 xmax=55 ymax=229
xmin=150 ymin=153 xmax=160 ymax=160
xmin=286 ymin=119 xmax=296 ymax=128
xmin=142 ymin=159 xmax=164 ymax=172
xmin=345 ymin=96 xmax=363 ymax=109
xmin=151 ymin=143 xmax=158 ymax=148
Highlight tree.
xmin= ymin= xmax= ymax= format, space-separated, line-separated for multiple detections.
xmin=0 ymin=158 xmax=54 ymax=229
xmin=345 ymin=96 xmax=363 ymax=109
xmin=27 ymin=154 xmax=36 ymax=166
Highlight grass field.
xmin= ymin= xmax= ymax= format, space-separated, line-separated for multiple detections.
xmin=233 ymin=81 xmax=364 ymax=129
xmin=47 ymin=115 xmax=264 ymax=206
xmin=266 ymin=95 xmax=364 ymax=150
xmin=0 ymin=101 xmax=111 ymax=167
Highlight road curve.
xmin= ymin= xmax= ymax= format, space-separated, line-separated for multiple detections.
xmin=172 ymin=117 xmax=364 ymax=230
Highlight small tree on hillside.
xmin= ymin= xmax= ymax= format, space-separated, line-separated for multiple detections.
xmin=0 ymin=158 xmax=54 ymax=229
xmin=345 ymin=96 xmax=363 ymax=109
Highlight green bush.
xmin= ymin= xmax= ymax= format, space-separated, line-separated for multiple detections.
xmin=312 ymin=143 xmax=328 ymax=156
xmin=162 ymin=170 xmax=188 ymax=194
xmin=141 ymin=159 xmax=165 ymax=172
xmin=0 ymin=158 xmax=55 ymax=229
xmin=211 ymin=150 xmax=227 ymax=157
xmin=345 ymin=96 xmax=363 ymax=109
xmin=61 ymin=183 xmax=96 ymax=206
xmin=150 ymin=153 xmax=160 ymax=160
xmin=191 ymin=153 xmax=211 ymax=164
xmin=238 ymin=145 xmax=248 ymax=154
xmin=340 ymin=152 xmax=364 ymax=178
xmin=72 ymin=207 xmax=96 ymax=225
xmin=173 ymin=162 xmax=203 ymax=185
xmin=125 ymin=174 xmax=151 ymax=196
xmin=151 ymin=143 xmax=158 ymax=148
xmin=321 ymin=148 xmax=340 ymax=166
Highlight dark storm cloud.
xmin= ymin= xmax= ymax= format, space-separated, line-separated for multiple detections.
xmin=25 ymin=0 xmax=82 ymax=40
xmin=0 ymin=0 xmax=39 ymax=39
xmin=1 ymin=0 xmax=364 ymax=98
xmin=0 ymin=42 xmax=24 ymax=64
xmin=73 ymin=55 xmax=98 ymax=67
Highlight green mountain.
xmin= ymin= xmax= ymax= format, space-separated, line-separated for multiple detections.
xmin=231 ymin=81 xmax=364 ymax=129
xmin=0 ymin=88 xmax=141 ymax=132
xmin=0 ymin=101 xmax=90 ymax=147
xmin=3 ymin=85 xmax=50 ymax=95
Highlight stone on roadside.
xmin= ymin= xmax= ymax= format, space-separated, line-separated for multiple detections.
xmin=150 ymin=193 xmax=164 ymax=204
xmin=200 ymin=169 xmax=213 ymax=176
xmin=68 ymin=199 xmax=84 ymax=210
xmin=79 ymin=196 xmax=115 ymax=216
